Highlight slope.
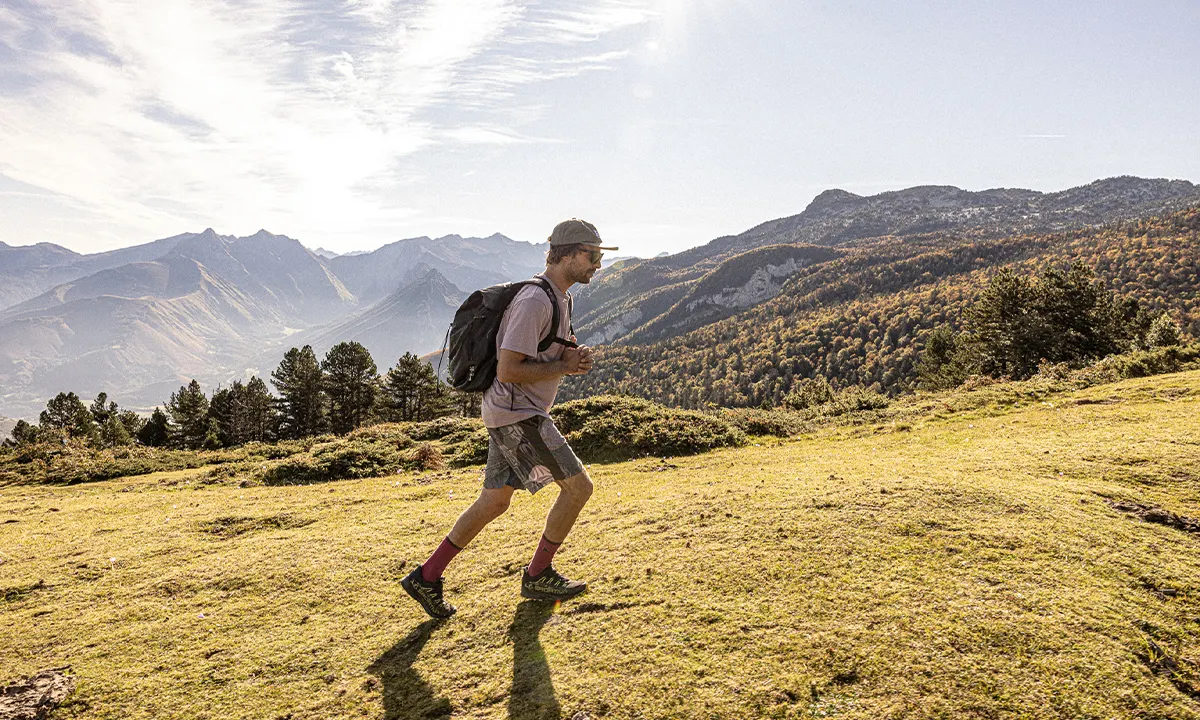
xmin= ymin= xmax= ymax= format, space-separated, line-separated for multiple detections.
xmin=2 ymin=369 xmax=1198 ymax=719
xmin=563 ymin=207 xmax=1200 ymax=408
xmin=287 ymin=267 xmax=464 ymax=368
xmin=572 ymin=176 xmax=1200 ymax=346
xmin=329 ymin=233 xmax=545 ymax=304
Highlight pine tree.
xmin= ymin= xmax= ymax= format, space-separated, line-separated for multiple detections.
xmin=8 ymin=419 xmax=38 ymax=446
xmin=451 ymin=389 xmax=483 ymax=418
xmin=382 ymin=352 xmax=454 ymax=422
xmin=137 ymin=408 xmax=172 ymax=447
xmin=99 ymin=415 xmax=132 ymax=447
xmin=323 ymin=342 xmax=379 ymax=434
xmin=243 ymin=377 xmax=278 ymax=443
xmin=89 ymin=392 xmax=119 ymax=427
xmin=1146 ymin=312 xmax=1183 ymax=348
xmin=39 ymin=391 xmax=96 ymax=441
xmin=208 ymin=384 xmax=239 ymax=447
xmin=272 ymin=346 xmax=328 ymax=439
xmin=117 ymin=410 xmax=145 ymax=439
xmin=966 ymin=268 xmax=1041 ymax=378
xmin=167 ymin=380 xmax=210 ymax=449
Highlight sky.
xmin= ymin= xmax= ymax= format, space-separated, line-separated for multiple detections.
xmin=2 ymin=0 xmax=1198 ymax=257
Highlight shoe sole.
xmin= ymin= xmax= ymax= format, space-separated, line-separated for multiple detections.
xmin=520 ymin=584 xmax=588 ymax=601
xmin=401 ymin=576 xmax=456 ymax=618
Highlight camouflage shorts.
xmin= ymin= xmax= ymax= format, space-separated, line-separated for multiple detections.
xmin=483 ymin=415 xmax=585 ymax=494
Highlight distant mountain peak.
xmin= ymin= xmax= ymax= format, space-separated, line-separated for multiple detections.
xmin=805 ymin=188 xmax=865 ymax=213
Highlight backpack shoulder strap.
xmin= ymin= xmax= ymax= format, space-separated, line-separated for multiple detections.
xmin=533 ymin=277 xmax=578 ymax=352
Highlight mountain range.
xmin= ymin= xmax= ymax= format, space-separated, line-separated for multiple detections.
xmin=570 ymin=176 xmax=1200 ymax=346
xmin=2 ymin=175 xmax=1198 ymax=420
xmin=0 ymin=230 xmax=546 ymax=418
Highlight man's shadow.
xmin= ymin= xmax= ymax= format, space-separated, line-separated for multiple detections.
xmin=369 ymin=619 xmax=452 ymax=720
xmin=508 ymin=600 xmax=561 ymax=720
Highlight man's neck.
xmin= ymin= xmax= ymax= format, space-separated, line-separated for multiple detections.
xmin=542 ymin=265 xmax=573 ymax=294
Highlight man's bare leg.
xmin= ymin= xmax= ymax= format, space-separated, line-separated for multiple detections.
xmin=526 ymin=472 xmax=593 ymax=585
xmin=543 ymin=471 xmax=593 ymax=543
xmin=447 ymin=486 xmax=515 ymax=547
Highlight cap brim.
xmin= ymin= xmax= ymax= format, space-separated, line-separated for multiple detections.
xmin=588 ymin=244 xmax=619 ymax=251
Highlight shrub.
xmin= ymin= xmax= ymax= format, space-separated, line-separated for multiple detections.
xmin=449 ymin=429 xmax=490 ymax=468
xmin=783 ymin=377 xmax=835 ymax=410
xmin=404 ymin=417 xmax=482 ymax=442
xmin=1074 ymin=344 xmax=1200 ymax=386
xmin=716 ymin=408 xmax=808 ymax=437
xmin=261 ymin=440 xmax=404 ymax=485
xmin=346 ymin=423 xmax=415 ymax=448
xmin=825 ymin=386 xmax=890 ymax=416
xmin=409 ymin=443 xmax=446 ymax=471
xmin=553 ymin=395 xmax=745 ymax=462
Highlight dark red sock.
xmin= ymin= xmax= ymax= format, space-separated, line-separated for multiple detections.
xmin=421 ymin=537 xmax=462 ymax=582
xmin=527 ymin=535 xmax=562 ymax=577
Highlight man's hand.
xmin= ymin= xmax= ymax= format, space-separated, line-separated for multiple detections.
xmin=564 ymin=345 xmax=594 ymax=375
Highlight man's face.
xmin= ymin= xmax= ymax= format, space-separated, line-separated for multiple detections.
xmin=569 ymin=246 xmax=603 ymax=284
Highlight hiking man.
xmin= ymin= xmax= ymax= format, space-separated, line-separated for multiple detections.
xmin=402 ymin=218 xmax=616 ymax=618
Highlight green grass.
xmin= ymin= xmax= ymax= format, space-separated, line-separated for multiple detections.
xmin=2 ymin=371 xmax=1200 ymax=719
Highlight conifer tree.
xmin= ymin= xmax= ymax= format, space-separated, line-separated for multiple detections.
xmin=8 ymin=419 xmax=38 ymax=446
xmin=167 ymin=380 xmax=210 ymax=449
xmin=243 ymin=376 xmax=278 ymax=442
xmin=209 ymin=384 xmax=239 ymax=447
xmin=99 ymin=415 xmax=133 ymax=447
xmin=382 ymin=352 xmax=453 ymax=422
xmin=272 ymin=346 xmax=328 ymax=439
xmin=323 ymin=342 xmax=378 ymax=434
xmin=451 ymin=389 xmax=482 ymax=418
xmin=1146 ymin=312 xmax=1183 ymax=348
xmin=137 ymin=408 xmax=172 ymax=447
xmin=39 ymin=391 xmax=96 ymax=441
xmin=89 ymin=392 xmax=118 ymax=426
xmin=117 ymin=410 xmax=145 ymax=439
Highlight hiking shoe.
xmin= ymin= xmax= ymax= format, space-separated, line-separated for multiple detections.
xmin=401 ymin=565 xmax=456 ymax=618
xmin=521 ymin=565 xmax=587 ymax=601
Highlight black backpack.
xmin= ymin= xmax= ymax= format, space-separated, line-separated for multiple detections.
xmin=441 ymin=277 xmax=577 ymax=392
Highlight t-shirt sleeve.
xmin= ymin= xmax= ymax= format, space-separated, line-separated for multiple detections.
xmin=499 ymin=295 xmax=551 ymax=358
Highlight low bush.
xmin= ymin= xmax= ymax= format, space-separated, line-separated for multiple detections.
xmin=553 ymin=395 xmax=745 ymax=462
xmin=825 ymin=386 xmax=891 ymax=416
xmin=1075 ymin=344 xmax=1200 ymax=385
xmin=449 ymin=429 xmax=490 ymax=468
xmin=715 ymin=408 xmax=809 ymax=437
xmin=409 ymin=443 xmax=446 ymax=471
xmin=403 ymin=417 xmax=482 ymax=442
xmin=346 ymin=423 xmax=415 ymax=448
xmin=783 ymin=377 xmax=835 ymax=410
xmin=262 ymin=440 xmax=405 ymax=486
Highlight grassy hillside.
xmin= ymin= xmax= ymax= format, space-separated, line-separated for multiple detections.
xmin=3 ymin=371 xmax=1200 ymax=719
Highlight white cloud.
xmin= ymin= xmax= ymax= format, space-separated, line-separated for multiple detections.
xmin=0 ymin=0 xmax=659 ymax=248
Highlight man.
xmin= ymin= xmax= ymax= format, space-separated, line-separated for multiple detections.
xmin=402 ymin=218 xmax=616 ymax=619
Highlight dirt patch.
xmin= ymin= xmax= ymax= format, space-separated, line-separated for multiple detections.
xmin=1109 ymin=501 xmax=1200 ymax=533
xmin=0 ymin=667 xmax=76 ymax=719
xmin=197 ymin=514 xmax=315 ymax=539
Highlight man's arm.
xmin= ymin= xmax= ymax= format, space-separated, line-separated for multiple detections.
xmin=496 ymin=346 xmax=592 ymax=384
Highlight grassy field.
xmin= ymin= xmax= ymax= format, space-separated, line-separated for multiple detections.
xmin=3 ymin=371 xmax=1200 ymax=719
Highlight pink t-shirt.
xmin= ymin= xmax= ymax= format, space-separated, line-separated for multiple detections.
xmin=481 ymin=276 xmax=573 ymax=428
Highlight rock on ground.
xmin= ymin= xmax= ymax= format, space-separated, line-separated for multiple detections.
xmin=0 ymin=668 xmax=76 ymax=720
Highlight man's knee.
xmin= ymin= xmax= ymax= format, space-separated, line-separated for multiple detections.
xmin=560 ymin=471 xmax=593 ymax=505
xmin=476 ymin=489 xmax=512 ymax=518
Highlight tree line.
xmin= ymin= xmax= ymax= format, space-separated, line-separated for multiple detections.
xmin=5 ymin=343 xmax=479 ymax=450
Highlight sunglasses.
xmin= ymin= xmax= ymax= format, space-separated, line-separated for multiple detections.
xmin=581 ymin=249 xmax=603 ymax=264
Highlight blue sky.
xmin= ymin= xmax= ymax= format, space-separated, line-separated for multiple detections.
xmin=1 ymin=0 xmax=1197 ymax=256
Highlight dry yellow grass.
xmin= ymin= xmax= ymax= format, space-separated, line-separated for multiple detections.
xmin=3 ymin=371 xmax=1200 ymax=719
